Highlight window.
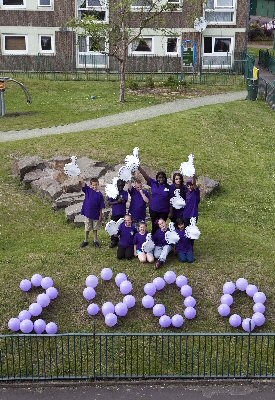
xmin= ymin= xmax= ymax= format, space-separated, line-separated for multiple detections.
xmin=39 ymin=35 xmax=54 ymax=53
xmin=78 ymin=0 xmax=108 ymax=22
xmin=1 ymin=0 xmax=25 ymax=8
xmin=204 ymin=37 xmax=231 ymax=53
xmin=131 ymin=0 xmax=152 ymax=7
xmin=166 ymin=37 xmax=178 ymax=54
xmin=131 ymin=38 xmax=153 ymax=53
xmin=79 ymin=36 xmax=106 ymax=53
xmin=2 ymin=35 xmax=27 ymax=54
xmin=204 ymin=0 xmax=235 ymax=24
xmin=38 ymin=0 xmax=51 ymax=6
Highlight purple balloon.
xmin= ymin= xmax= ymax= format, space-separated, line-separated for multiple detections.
xmin=105 ymin=313 xmax=117 ymax=327
xmin=41 ymin=277 xmax=54 ymax=290
xmin=229 ymin=314 xmax=242 ymax=328
xmin=115 ymin=302 xmax=128 ymax=317
xmin=253 ymin=291 xmax=266 ymax=304
xmin=159 ymin=315 xmax=171 ymax=328
xmin=101 ymin=268 xmax=113 ymax=281
xmin=236 ymin=278 xmax=248 ymax=291
xmin=142 ymin=295 xmax=155 ymax=309
xmin=102 ymin=302 xmax=115 ymax=316
xmin=31 ymin=274 xmax=43 ymax=287
xmin=171 ymin=314 xmax=184 ymax=328
xmin=123 ymin=295 xmax=136 ymax=308
xmin=184 ymin=296 xmax=196 ymax=308
xmin=246 ymin=284 xmax=258 ymax=297
xmin=37 ymin=293 xmax=51 ymax=308
xmin=176 ymin=275 xmax=188 ymax=288
xmin=18 ymin=309 xmax=31 ymax=321
xmin=29 ymin=303 xmax=42 ymax=317
xmin=184 ymin=306 xmax=197 ymax=319
xmin=153 ymin=303 xmax=165 ymax=317
xmin=8 ymin=318 xmax=20 ymax=332
xmin=115 ymin=273 xmax=127 ymax=287
xmin=181 ymin=285 xmax=192 ymax=297
xmin=153 ymin=277 xmax=166 ymax=291
xmin=83 ymin=287 xmax=96 ymax=301
xmin=253 ymin=303 xmax=266 ymax=314
xmin=218 ymin=303 xmax=230 ymax=317
xmin=252 ymin=312 xmax=265 ymax=327
xmin=120 ymin=280 xmax=132 ymax=295
xmin=223 ymin=281 xmax=236 ymax=295
xmin=164 ymin=271 xmax=177 ymax=284
xmin=19 ymin=279 xmax=32 ymax=292
xmin=87 ymin=303 xmax=100 ymax=316
xmin=85 ymin=275 xmax=98 ymax=288
xmin=46 ymin=322 xmax=58 ymax=334
xmin=20 ymin=319 xmax=33 ymax=333
xmin=34 ymin=319 xmax=46 ymax=334
xmin=242 ymin=318 xmax=255 ymax=332
xmin=144 ymin=283 xmax=156 ymax=296
xmin=46 ymin=287 xmax=58 ymax=300
xmin=220 ymin=294 xmax=234 ymax=306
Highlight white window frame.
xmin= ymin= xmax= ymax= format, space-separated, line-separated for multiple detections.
xmin=165 ymin=36 xmax=180 ymax=56
xmin=130 ymin=37 xmax=154 ymax=55
xmin=39 ymin=35 xmax=55 ymax=54
xmin=204 ymin=0 xmax=236 ymax=25
xmin=1 ymin=0 xmax=26 ymax=9
xmin=78 ymin=35 xmax=107 ymax=54
xmin=78 ymin=0 xmax=108 ymax=23
xmin=214 ymin=0 xmax=234 ymax=8
xmin=38 ymin=0 xmax=52 ymax=7
xmin=2 ymin=34 xmax=28 ymax=55
xmin=203 ymin=36 xmax=233 ymax=55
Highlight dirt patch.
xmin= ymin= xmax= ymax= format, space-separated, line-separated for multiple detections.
xmin=127 ymin=86 xmax=219 ymax=99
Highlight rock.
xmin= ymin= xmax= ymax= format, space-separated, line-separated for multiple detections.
xmin=197 ymin=176 xmax=220 ymax=200
xmin=65 ymin=202 xmax=83 ymax=221
xmin=53 ymin=191 xmax=85 ymax=210
xmin=23 ymin=168 xmax=62 ymax=185
xmin=13 ymin=156 xmax=46 ymax=180
xmin=61 ymin=176 xmax=82 ymax=193
xmin=47 ymin=156 xmax=71 ymax=171
xmin=76 ymin=157 xmax=111 ymax=180
xmin=31 ymin=177 xmax=63 ymax=200
xmin=73 ymin=213 xmax=86 ymax=227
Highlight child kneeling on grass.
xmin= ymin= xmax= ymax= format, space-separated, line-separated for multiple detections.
xmin=152 ymin=218 xmax=172 ymax=269
xmin=175 ymin=217 xmax=195 ymax=263
xmin=117 ymin=214 xmax=137 ymax=260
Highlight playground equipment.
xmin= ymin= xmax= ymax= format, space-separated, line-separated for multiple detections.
xmin=0 ymin=77 xmax=32 ymax=117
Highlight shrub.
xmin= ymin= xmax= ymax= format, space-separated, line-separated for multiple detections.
xmin=144 ymin=76 xmax=155 ymax=88
xmin=127 ymin=80 xmax=139 ymax=90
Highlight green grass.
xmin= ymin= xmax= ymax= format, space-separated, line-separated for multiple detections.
xmin=0 ymin=92 xmax=274 ymax=336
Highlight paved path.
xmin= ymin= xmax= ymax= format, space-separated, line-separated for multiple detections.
xmin=0 ymin=91 xmax=247 ymax=143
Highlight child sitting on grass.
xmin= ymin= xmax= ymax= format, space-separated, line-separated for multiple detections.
xmin=117 ymin=214 xmax=137 ymax=260
xmin=134 ymin=222 xmax=154 ymax=263
xmin=152 ymin=218 xmax=172 ymax=269
xmin=175 ymin=217 xmax=195 ymax=263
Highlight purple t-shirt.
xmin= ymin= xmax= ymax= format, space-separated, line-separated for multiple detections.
xmin=133 ymin=231 xmax=148 ymax=251
xmin=118 ymin=224 xmax=137 ymax=248
xmin=183 ymin=187 xmax=200 ymax=218
xmin=148 ymin=178 xmax=170 ymax=213
xmin=81 ymin=185 xmax=105 ymax=220
xmin=175 ymin=229 xmax=193 ymax=253
xmin=128 ymin=187 xmax=149 ymax=222
xmin=152 ymin=228 xmax=168 ymax=247
xmin=108 ymin=190 xmax=128 ymax=217
xmin=169 ymin=183 xmax=187 ymax=219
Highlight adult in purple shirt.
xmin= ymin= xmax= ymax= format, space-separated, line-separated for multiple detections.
xmin=117 ymin=215 xmax=137 ymax=260
xmin=107 ymin=179 xmax=128 ymax=248
xmin=183 ymin=176 xmax=200 ymax=226
xmin=152 ymin=218 xmax=172 ymax=269
xmin=169 ymin=172 xmax=187 ymax=223
xmin=175 ymin=217 xmax=195 ymax=263
xmin=128 ymin=179 xmax=149 ymax=224
xmin=138 ymin=166 xmax=170 ymax=234
xmin=80 ymin=177 xmax=105 ymax=248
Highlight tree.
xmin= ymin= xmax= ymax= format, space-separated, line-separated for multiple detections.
xmin=67 ymin=0 xmax=179 ymax=102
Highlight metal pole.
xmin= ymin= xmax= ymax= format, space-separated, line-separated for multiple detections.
xmin=0 ymin=90 xmax=6 ymax=117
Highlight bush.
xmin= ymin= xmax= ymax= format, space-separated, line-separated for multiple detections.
xmin=127 ymin=80 xmax=139 ymax=90
xmin=248 ymin=20 xmax=273 ymax=41
xmin=144 ymin=76 xmax=155 ymax=88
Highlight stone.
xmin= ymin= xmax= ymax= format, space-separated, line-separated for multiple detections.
xmin=65 ymin=202 xmax=83 ymax=221
xmin=76 ymin=157 xmax=111 ymax=180
xmin=61 ymin=176 xmax=82 ymax=193
xmin=73 ymin=213 xmax=86 ymax=227
xmin=197 ymin=176 xmax=220 ymax=200
xmin=13 ymin=156 xmax=46 ymax=181
xmin=31 ymin=177 xmax=63 ymax=200
xmin=47 ymin=156 xmax=71 ymax=171
xmin=53 ymin=191 xmax=85 ymax=210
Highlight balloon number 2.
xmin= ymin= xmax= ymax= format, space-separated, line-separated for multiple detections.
xmin=8 ymin=274 xmax=59 ymax=334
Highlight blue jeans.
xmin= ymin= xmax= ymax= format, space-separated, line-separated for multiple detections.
xmin=178 ymin=251 xmax=194 ymax=263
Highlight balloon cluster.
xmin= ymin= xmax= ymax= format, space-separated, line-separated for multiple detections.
xmin=218 ymin=278 xmax=266 ymax=332
xmin=142 ymin=271 xmax=197 ymax=329
xmin=84 ymin=268 xmax=135 ymax=328
xmin=8 ymin=274 xmax=59 ymax=334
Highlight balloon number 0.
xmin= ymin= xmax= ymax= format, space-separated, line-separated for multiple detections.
xmin=8 ymin=274 xmax=59 ymax=334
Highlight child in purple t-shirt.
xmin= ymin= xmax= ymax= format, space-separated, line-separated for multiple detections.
xmin=117 ymin=214 xmax=137 ymax=260
xmin=108 ymin=179 xmax=128 ymax=248
xmin=134 ymin=222 xmax=154 ymax=263
xmin=80 ymin=177 xmax=105 ymax=248
xmin=175 ymin=217 xmax=195 ymax=263
xmin=183 ymin=176 xmax=200 ymax=226
xmin=128 ymin=179 xmax=149 ymax=225
xmin=152 ymin=218 xmax=172 ymax=269
xmin=169 ymin=172 xmax=187 ymax=223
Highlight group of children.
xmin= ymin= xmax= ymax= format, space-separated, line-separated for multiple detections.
xmin=79 ymin=165 xmax=200 ymax=269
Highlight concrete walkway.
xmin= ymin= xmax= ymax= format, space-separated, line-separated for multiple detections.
xmin=0 ymin=91 xmax=247 ymax=143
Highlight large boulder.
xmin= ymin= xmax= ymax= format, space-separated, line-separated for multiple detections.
xmin=65 ymin=202 xmax=83 ymax=222
xmin=31 ymin=177 xmax=63 ymax=200
xmin=53 ymin=191 xmax=85 ymax=210
xmin=197 ymin=176 xmax=220 ymax=200
xmin=13 ymin=156 xmax=46 ymax=181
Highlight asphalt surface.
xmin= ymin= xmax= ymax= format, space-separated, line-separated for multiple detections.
xmin=0 ymin=91 xmax=247 ymax=142
xmin=1 ymin=380 xmax=275 ymax=400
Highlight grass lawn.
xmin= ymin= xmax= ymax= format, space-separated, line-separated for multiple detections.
xmin=0 ymin=93 xmax=274 ymax=336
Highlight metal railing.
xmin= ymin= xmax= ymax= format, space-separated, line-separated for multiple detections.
xmin=1 ymin=332 xmax=275 ymax=381
xmin=258 ymin=77 xmax=275 ymax=109
xmin=258 ymin=49 xmax=275 ymax=74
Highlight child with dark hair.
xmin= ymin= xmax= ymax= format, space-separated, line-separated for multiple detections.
xmin=117 ymin=214 xmax=137 ymax=260
xmin=138 ymin=166 xmax=170 ymax=234
xmin=175 ymin=217 xmax=195 ymax=263
xmin=107 ymin=179 xmax=128 ymax=248
xmin=169 ymin=172 xmax=186 ymax=223
xmin=128 ymin=179 xmax=149 ymax=225
xmin=152 ymin=218 xmax=172 ymax=269
xmin=80 ymin=177 xmax=105 ymax=248
xmin=183 ymin=176 xmax=200 ymax=226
